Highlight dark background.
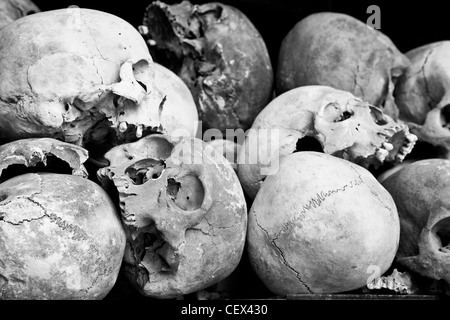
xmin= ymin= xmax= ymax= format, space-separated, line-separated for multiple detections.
xmin=32 ymin=0 xmax=447 ymax=71
xmin=26 ymin=0 xmax=449 ymax=300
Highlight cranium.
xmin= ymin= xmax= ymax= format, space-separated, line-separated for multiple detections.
xmin=0 ymin=138 xmax=125 ymax=299
xmin=237 ymin=85 xmax=417 ymax=199
xmin=0 ymin=0 xmax=39 ymax=29
xmin=382 ymin=159 xmax=450 ymax=294
xmin=276 ymin=12 xmax=409 ymax=120
xmin=395 ymin=41 xmax=450 ymax=158
xmin=247 ymin=152 xmax=400 ymax=295
xmin=97 ymin=134 xmax=247 ymax=298
xmin=0 ymin=8 xmax=197 ymax=146
xmin=85 ymin=61 xmax=199 ymax=167
xmin=205 ymin=138 xmax=241 ymax=172
xmin=140 ymin=0 xmax=274 ymax=133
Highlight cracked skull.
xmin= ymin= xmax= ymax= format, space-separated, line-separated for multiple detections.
xmin=394 ymin=41 xmax=450 ymax=158
xmin=237 ymin=85 xmax=417 ymax=199
xmin=97 ymin=134 xmax=247 ymax=298
xmin=276 ymin=12 xmax=409 ymax=120
xmin=0 ymin=8 xmax=198 ymax=146
xmin=140 ymin=0 xmax=274 ymax=132
xmin=0 ymin=0 xmax=39 ymax=29
xmin=382 ymin=159 xmax=450 ymax=292
xmin=247 ymin=152 xmax=400 ymax=295
xmin=0 ymin=138 xmax=126 ymax=299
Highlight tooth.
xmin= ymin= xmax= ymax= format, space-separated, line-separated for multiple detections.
xmin=138 ymin=25 xmax=149 ymax=35
xmin=136 ymin=125 xmax=143 ymax=139
xmin=382 ymin=142 xmax=394 ymax=151
xmin=396 ymin=153 xmax=406 ymax=162
xmin=98 ymin=168 xmax=107 ymax=178
xmin=119 ymin=121 xmax=128 ymax=133
xmin=406 ymin=133 xmax=418 ymax=143
xmin=376 ymin=148 xmax=389 ymax=162
xmin=147 ymin=39 xmax=157 ymax=46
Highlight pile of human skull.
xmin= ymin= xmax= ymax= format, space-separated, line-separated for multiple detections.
xmin=1 ymin=0 xmax=450 ymax=300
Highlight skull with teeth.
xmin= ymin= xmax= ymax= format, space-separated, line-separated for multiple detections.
xmin=0 ymin=0 xmax=40 ymax=29
xmin=237 ymin=85 xmax=417 ymax=199
xmin=276 ymin=12 xmax=410 ymax=120
xmin=0 ymin=8 xmax=198 ymax=147
xmin=97 ymin=134 xmax=247 ymax=298
xmin=381 ymin=159 xmax=450 ymax=294
xmin=394 ymin=41 xmax=450 ymax=159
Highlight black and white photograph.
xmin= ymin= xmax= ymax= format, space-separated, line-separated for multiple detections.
xmin=0 ymin=0 xmax=449 ymax=317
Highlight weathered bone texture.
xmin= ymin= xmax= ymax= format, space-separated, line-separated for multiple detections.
xmin=395 ymin=41 xmax=450 ymax=158
xmin=85 ymin=62 xmax=199 ymax=167
xmin=0 ymin=9 xmax=198 ymax=146
xmin=0 ymin=137 xmax=89 ymax=179
xmin=277 ymin=12 xmax=409 ymax=120
xmin=98 ymin=135 xmax=247 ymax=298
xmin=382 ymin=159 xmax=450 ymax=293
xmin=365 ymin=269 xmax=418 ymax=294
xmin=237 ymin=85 xmax=417 ymax=199
xmin=0 ymin=0 xmax=39 ymax=29
xmin=0 ymin=138 xmax=126 ymax=299
xmin=247 ymin=152 xmax=400 ymax=295
xmin=141 ymin=0 xmax=274 ymax=132
xmin=205 ymin=138 xmax=240 ymax=171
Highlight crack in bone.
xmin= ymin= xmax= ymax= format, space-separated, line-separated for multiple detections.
xmin=353 ymin=63 xmax=365 ymax=101
xmin=83 ymin=17 xmax=108 ymax=62
xmin=254 ymin=215 xmax=313 ymax=294
xmin=421 ymin=48 xmax=435 ymax=105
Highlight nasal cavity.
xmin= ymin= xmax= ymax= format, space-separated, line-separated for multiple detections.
xmin=125 ymin=159 xmax=166 ymax=185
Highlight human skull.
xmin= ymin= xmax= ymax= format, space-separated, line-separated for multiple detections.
xmin=381 ymin=159 xmax=450 ymax=294
xmin=394 ymin=41 xmax=450 ymax=158
xmin=0 ymin=8 xmax=197 ymax=146
xmin=276 ymin=12 xmax=409 ymax=120
xmin=237 ymin=85 xmax=417 ymax=199
xmin=0 ymin=0 xmax=39 ymax=29
xmin=85 ymin=61 xmax=199 ymax=167
xmin=247 ymin=152 xmax=400 ymax=295
xmin=0 ymin=138 xmax=126 ymax=299
xmin=140 ymin=0 xmax=274 ymax=133
xmin=97 ymin=134 xmax=247 ymax=298
xmin=205 ymin=138 xmax=241 ymax=171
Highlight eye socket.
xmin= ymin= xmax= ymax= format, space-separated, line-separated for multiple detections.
xmin=441 ymin=104 xmax=450 ymax=128
xmin=166 ymin=174 xmax=204 ymax=211
xmin=0 ymin=192 xmax=8 ymax=202
xmin=432 ymin=217 xmax=450 ymax=252
xmin=322 ymin=102 xmax=353 ymax=122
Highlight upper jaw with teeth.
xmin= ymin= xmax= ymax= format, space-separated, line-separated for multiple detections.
xmin=377 ymin=129 xmax=417 ymax=165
